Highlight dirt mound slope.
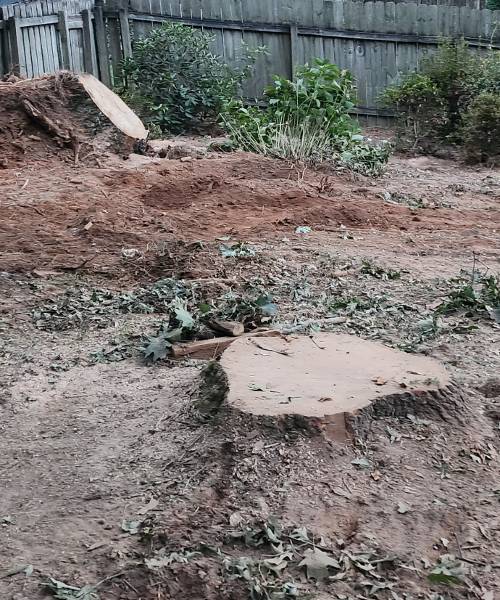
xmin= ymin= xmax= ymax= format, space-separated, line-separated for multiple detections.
xmin=1 ymin=152 xmax=499 ymax=275
xmin=0 ymin=73 xmax=146 ymax=168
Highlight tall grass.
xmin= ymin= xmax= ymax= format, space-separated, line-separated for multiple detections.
xmin=222 ymin=111 xmax=334 ymax=165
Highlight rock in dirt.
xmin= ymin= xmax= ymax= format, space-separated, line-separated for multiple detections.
xmin=199 ymin=333 xmax=465 ymax=439
xmin=0 ymin=72 xmax=147 ymax=165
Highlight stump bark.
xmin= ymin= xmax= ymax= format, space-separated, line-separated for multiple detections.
xmin=197 ymin=333 xmax=465 ymax=441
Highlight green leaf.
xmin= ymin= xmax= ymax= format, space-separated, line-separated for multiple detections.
xmin=42 ymin=578 xmax=99 ymax=600
xmin=143 ymin=335 xmax=171 ymax=362
xmin=428 ymin=555 xmax=467 ymax=586
xmin=351 ymin=457 xmax=371 ymax=469
xmin=121 ymin=519 xmax=142 ymax=535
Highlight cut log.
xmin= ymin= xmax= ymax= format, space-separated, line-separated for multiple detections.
xmin=172 ymin=330 xmax=282 ymax=360
xmin=172 ymin=336 xmax=236 ymax=360
xmin=198 ymin=333 xmax=466 ymax=441
xmin=77 ymin=73 xmax=148 ymax=141
xmin=208 ymin=319 xmax=245 ymax=337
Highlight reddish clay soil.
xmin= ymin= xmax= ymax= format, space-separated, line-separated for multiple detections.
xmin=1 ymin=151 xmax=499 ymax=274
xmin=0 ymin=145 xmax=499 ymax=600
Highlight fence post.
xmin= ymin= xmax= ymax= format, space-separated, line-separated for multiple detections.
xmin=93 ymin=2 xmax=112 ymax=86
xmin=82 ymin=8 xmax=98 ymax=75
xmin=119 ymin=9 xmax=132 ymax=58
xmin=7 ymin=16 xmax=24 ymax=75
xmin=289 ymin=24 xmax=299 ymax=80
xmin=58 ymin=11 xmax=71 ymax=70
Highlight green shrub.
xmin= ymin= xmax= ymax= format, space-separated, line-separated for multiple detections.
xmin=118 ymin=23 xmax=259 ymax=134
xmin=461 ymin=92 xmax=500 ymax=165
xmin=381 ymin=39 xmax=500 ymax=162
xmin=381 ymin=73 xmax=447 ymax=150
xmin=223 ymin=59 xmax=390 ymax=175
xmin=264 ymin=60 xmax=358 ymax=140
xmin=486 ymin=0 xmax=500 ymax=9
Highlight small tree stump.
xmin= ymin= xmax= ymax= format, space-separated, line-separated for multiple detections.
xmin=198 ymin=333 xmax=465 ymax=440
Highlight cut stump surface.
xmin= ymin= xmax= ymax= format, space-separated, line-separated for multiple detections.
xmin=206 ymin=333 xmax=463 ymax=440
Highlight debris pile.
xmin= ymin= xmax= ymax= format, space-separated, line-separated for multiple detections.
xmin=0 ymin=72 xmax=147 ymax=167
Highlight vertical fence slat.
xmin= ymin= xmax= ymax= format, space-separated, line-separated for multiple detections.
xmin=119 ymin=9 xmax=132 ymax=57
xmin=93 ymin=2 xmax=112 ymax=86
xmin=0 ymin=0 xmax=498 ymax=118
xmin=58 ymin=10 xmax=71 ymax=69
xmin=82 ymin=8 xmax=97 ymax=74
xmin=7 ymin=16 xmax=24 ymax=75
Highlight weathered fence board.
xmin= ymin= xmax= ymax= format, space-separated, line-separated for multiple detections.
xmin=0 ymin=0 xmax=499 ymax=118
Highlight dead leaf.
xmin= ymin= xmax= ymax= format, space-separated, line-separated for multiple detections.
xmin=331 ymin=486 xmax=351 ymax=499
xmin=0 ymin=564 xmax=33 ymax=579
xmin=299 ymin=547 xmax=340 ymax=580
xmin=372 ymin=376 xmax=387 ymax=386
xmin=229 ymin=511 xmax=243 ymax=527
xmin=318 ymin=397 xmax=333 ymax=403
xmin=137 ymin=498 xmax=159 ymax=515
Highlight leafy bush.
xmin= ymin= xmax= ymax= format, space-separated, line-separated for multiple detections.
xmin=461 ymin=92 xmax=500 ymax=165
xmin=119 ymin=23 xmax=259 ymax=134
xmin=380 ymin=73 xmax=447 ymax=150
xmin=223 ymin=59 xmax=390 ymax=175
xmin=264 ymin=60 xmax=358 ymax=140
xmin=486 ymin=0 xmax=500 ymax=8
xmin=381 ymin=39 xmax=500 ymax=161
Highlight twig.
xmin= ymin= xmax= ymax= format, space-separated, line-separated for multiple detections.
xmin=95 ymin=570 xmax=129 ymax=589
xmin=122 ymin=579 xmax=140 ymax=594
xmin=60 ymin=253 xmax=98 ymax=272
xmin=309 ymin=335 xmax=325 ymax=350
xmin=454 ymin=532 xmax=463 ymax=559
xmin=471 ymin=251 xmax=477 ymax=285
xmin=250 ymin=339 xmax=290 ymax=356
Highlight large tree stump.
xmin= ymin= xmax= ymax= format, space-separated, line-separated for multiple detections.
xmin=197 ymin=333 xmax=465 ymax=440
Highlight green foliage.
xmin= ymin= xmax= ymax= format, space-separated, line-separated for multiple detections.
xmin=461 ymin=92 xmax=500 ymax=165
xmin=264 ymin=60 xmax=358 ymax=139
xmin=223 ymin=59 xmax=390 ymax=175
xmin=335 ymin=137 xmax=392 ymax=177
xmin=381 ymin=73 xmax=447 ymax=149
xmin=435 ymin=273 xmax=500 ymax=321
xmin=118 ymin=23 xmax=259 ymax=134
xmin=381 ymin=38 xmax=500 ymax=161
xmin=486 ymin=0 xmax=500 ymax=9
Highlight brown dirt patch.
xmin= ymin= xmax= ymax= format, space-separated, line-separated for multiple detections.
xmin=1 ymin=152 xmax=499 ymax=275
xmin=0 ymin=73 xmax=141 ymax=169
xmin=0 ymin=143 xmax=499 ymax=600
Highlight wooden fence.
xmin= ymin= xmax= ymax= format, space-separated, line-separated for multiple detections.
xmin=1 ymin=0 xmax=499 ymax=117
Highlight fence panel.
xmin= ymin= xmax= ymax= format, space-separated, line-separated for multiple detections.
xmin=0 ymin=0 xmax=499 ymax=117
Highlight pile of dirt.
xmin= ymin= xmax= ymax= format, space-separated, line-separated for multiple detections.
xmin=0 ymin=72 xmax=147 ymax=167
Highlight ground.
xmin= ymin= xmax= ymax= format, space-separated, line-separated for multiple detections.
xmin=0 ymin=142 xmax=499 ymax=600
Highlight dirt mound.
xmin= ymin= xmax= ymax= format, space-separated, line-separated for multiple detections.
xmin=1 ymin=152 xmax=499 ymax=275
xmin=0 ymin=73 xmax=147 ymax=168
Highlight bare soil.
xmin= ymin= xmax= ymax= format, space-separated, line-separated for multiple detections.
xmin=0 ymin=141 xmax=499 ymax=600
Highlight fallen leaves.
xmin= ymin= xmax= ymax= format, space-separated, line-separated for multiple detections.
xmin=299 ymin=547 xmax=341 ymax=580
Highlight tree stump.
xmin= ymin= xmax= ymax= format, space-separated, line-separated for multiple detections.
xmin=197 ymin=333 xmax=465 ymax=440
